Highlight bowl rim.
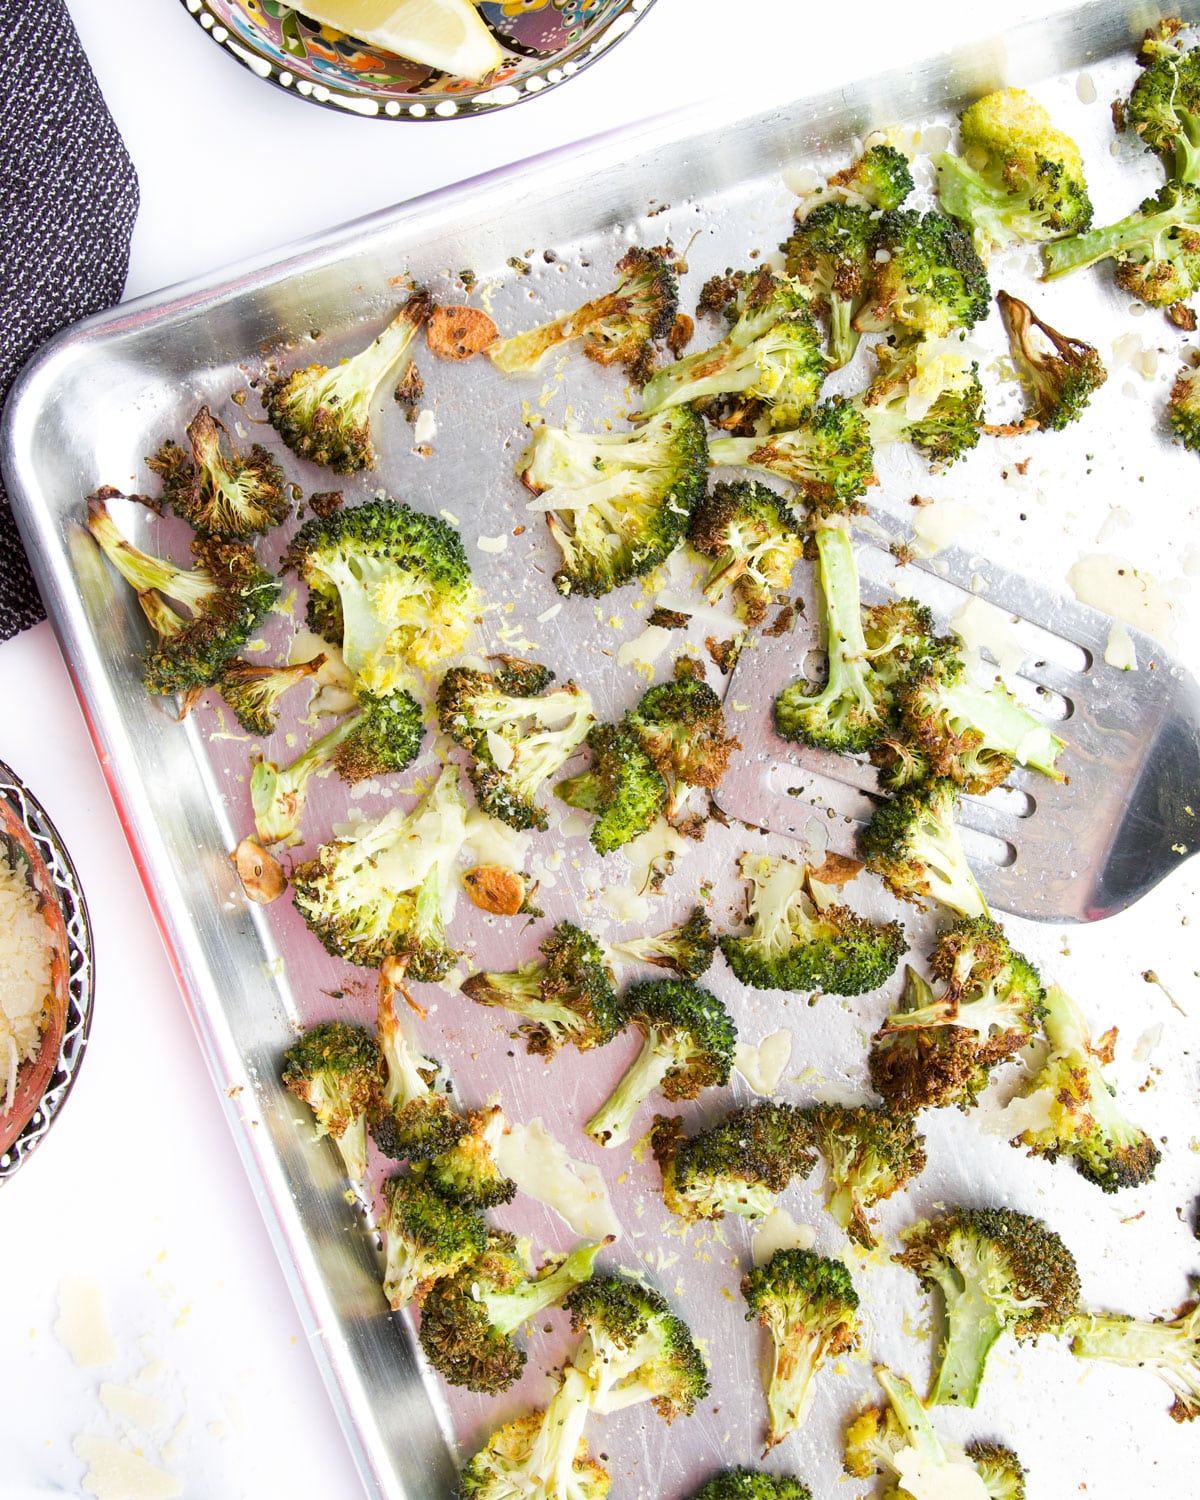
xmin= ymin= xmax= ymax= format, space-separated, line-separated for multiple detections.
xmin=178 ymin=0 xmax=659 ymax=121
xmin=0 ymin=759 xmax=94 ymax=1184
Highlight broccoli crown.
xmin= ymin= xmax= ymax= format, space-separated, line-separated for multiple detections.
xmin=285 ymin=495 xmax=476 ymax=692
xmin=150 ymin=405 xmax=290 ymax=538
xmin=459 ymin=1380 xmax=611 ymax=1500
xmin=1042 ymin=179 xmax=1200 ymax=307
xmin=926 ymin=916 xmax=1045 ymax=1054
xmin=687 ymin=479 xmax=806 ymax=624
xmin=719 ymin=851 xmax=906 ymax=996
xmin=966 ymin=1440 xmax=1028 ymax=1500
xmin=826 ymin=143 xmax=915 ymax=211
xmin=372 ymin=1089 xmax=467 ymax=1164
xmin=996 ymin=290 xmax=1106 ymax=432
xmin=623 ymin=671 xmax=739 ymax=808
xmin=608 ymin=904 xmax=717 ymax=980
xmin=489 ymin=244 xmax=678 ymax=382
xmin=264 ymin=292 xmax=431 ymax=474
xmin=856 ymin=337 xmax=985 ymax=467
xmin=806 ymin=1103 xmax=927 ymax=1248
xmin=898 ymin=1205 xmax=1081 ymax=1407
xmin=423 ymin=1104 xmax=516 ymax=1210
xmin=783 ymin=201 xmax=875 ymax=368
xmin=651 ymin=1102 xmax=817 ymax=1222
xmin=936 ymin=88 xmax=1093 ymax=254
xmin=642 ymin=268 xmax=827 ymax=429
xmin=856 ymin=209 xmax=991 ymax=338
xmin=281 ymin=1020 xmax=382 ymax=1178
xmin=1007 ymin=983 xmax=1161 ymax=1193
xmin=686 ymin=1469 xmax=813 ymax=1500
xmin=520 ymin=406 xmax=708 ymax=597
xmin=461 ymin=918 xmax=620 ymax=1057
xmin=555 ymin=720 xmax=669 ymax=855
xmin=380 ymin=1172 xmax=489 ymax=1310
xmin=215 ymin=655 xmax=324 ymax=737
xmin=1168 ymin=361 xmax=1200 ymax=450
xmin=437 ymin=660 xmax=595 ymax=830
xmin=860 ymin=778 xmax=989 ymax=920
xmin=1066 ymin=1288 xmax=1200 ymax=1424
xmin=869 ymin=965 xmax=993 ymax=1115
xmin=585 ymin=979 xmax=736 ymax=1148
xmin=709 ymin=396 xmax=876 ymax=512
xmin=1125 ymin=22 xmax=1200 ymax=184
xmin=741 ymin=1247 xmax=861 ymax=1448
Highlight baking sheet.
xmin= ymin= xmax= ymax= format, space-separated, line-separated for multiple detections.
xmin=5 ymin=3 xmax=1200 ymax=1497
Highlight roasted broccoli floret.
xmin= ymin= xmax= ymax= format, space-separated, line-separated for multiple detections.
xmin=1168 ymin=359 xmax=1200 ymax=450
xmin=869 ymin=965 xmax=992 ymax=1115
xmin=564 ymin=1274 xmax=709 ymax=1420
xmin=1042 ymin=179 xmax=1200 ymax=307
xmin=805 ymin=1103 xmax=927 ymax=1248
xmin=607 ymin=905 xmax=716 ymax=980
xmin=855 ymin=209 xmax=991 ymax=338
xmin=996 ymin=290 xmax=1107 ymax=431
xmin=285 ymin=495 xmax=477 ymax=692
xmin=250 ymin=687 xmax=425 ymax=845
xmin=623 ymin=668 xmax=740 ymax=818
xmin=520 ymin=406 xmax=708 ymax=597
xmin=461 ymin=1369 xmax=610 ymax=1500
xmin=1005 ymin=982 xmax=1161 ymax=1192
xmin=1066 ymin=1284 xmax=1200 ymax=1423
xmin=281 ymin=1020 xmax=382 ymax=1184
xmin=719 ymin=851 xmax=906 ymax=997
xmin=488 ymin=245 xmax=678 ymax=382
xmin=555 ymin=721 xmax=669 ymax=855
xmin=291 ymin=762 xmax=467 ymax=979
xmin=462 ymin=919 xmax=620 ymax=1057
xmin=214 ymin=654 xmax=325 ymax=736
xmin=936 ymin=88 xmax=1093 ymax=255
xmin=708 ymin=396 xmax=876 ymax=508
xmin=687 ymin=479 xmax=807 ymax=624
xmin=898 ymin=1205 xmax=1081 ymax=1407
xmin=86 ymin=489 xmax=279 ymax=695
xmin=825 ymin=143 xmax=915 ymax=211
xmin=437 ymin=658 xmax=595 ymax=830
xmin=859 ymin=778 xmax=989 ymax=919
xmin=641 ymin=268 xmax=827 ymax=429
xmin=651 ymin=1102 xmax=817 ymax=1222
xmin=585 ymin=979 xmax=736 ymax=1148
xmin=685 ymin=1469 xmax=813 ymax=1500
xmin=855 ymin=336 xmax=985 ymax=467
xmin=264 ymin=291 xmax=431 ymax=473
xmin=742 ymin=1247 xmax=860 ymax=1450
xmin=148 ymin=405 xmax=290 ymax=538
xmin=783 ymin=201 xmax=875 ymax=368
xmin=370 ymin=983 xmax=466 ymax=1164
xmin=420 ymin=1103 xmax=516 ymax=1209
xmin=418 ymin=1232 xmax=604 ymax=1394
xmin=967 ymin=1440 xmax=1029 ymax=1499
xmin=379 ymin=1172 xmax=487 ymax=1310
xmin=1123 ymin=20 xmax=1200 ymax=185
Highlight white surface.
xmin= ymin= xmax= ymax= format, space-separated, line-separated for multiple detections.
xmin=0 ymin=0 xmax=1103 ymax=1495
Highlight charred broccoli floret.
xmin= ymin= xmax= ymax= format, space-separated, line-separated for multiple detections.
xmin=422 ymin=1103 xmax=516 ymax=1210
xmin=719 ymin=851 xmax=906 ymax=997
xmin=1123 ymin=20 xmax=1200 ymax=185
xmin=898 ymin=1205 xmax=1081 ymax=1407
xmin=488 ymin=245 xmax=678 ymax=382
xmin=459 ymin=1372 xmax=611 ymax=1500
xmin=742 ymin=1247 xmax=861 ymax=1450
xmin=996 ymin=290 xmax=1107 ymax=431
xmin=708 ymin=396 xmax=876 ymax=508
xmin=805 ymin=1103 xmax=927 ymax=1248
xmin=461 ymin=919 xmax=620 ymax=1057
xmin=520 ymin=406 xmax=708 ymax=597
xmin=855 ymin=336 xmax=985 ymax=467
xmin=85 ymin=489 xmax=279 ymax=696
xmin=869 ymin=965 xmax=993 ymax=1115
xmin=379 ymin=1172 xmax=487 ymax=1310
xmin=1066 ymin=1284 xmax=1200 ymax=1423
xmin=642 ymin=268 xmax=827 ymax=429
xmin=214 ymin=654 xmax=325 ymax=737
xmin=859 ymin=778 xmax=989 ymax=919
xmin=650 ymin=1102 xmax=817 ymax=1222
xmin=855 ymin=209 xmax=991 ymax=338
xmin=783 ymin=201 xmax=875 ymax=368
xmin=825 ymin=143 xmax=916 ymax=211
xmin=437 ymin=658 xmax=595 ymax=830
xmin=686 ymin=1470 xmax=813 ymax=1500
xmin=585 ymin=979 xmax=736 ymax=1148
xmin=281 ymin=1020 xmax=382 ymax=1184
xmin=264 ymin=292 xmax=431 ymax=474
xmin=607 ymin=905 xmax=716 ymax=980
xmin=623 ymin=667 xmax=740 ymax=817
xmin=936 ymin=88 xmax=1093 ymax=255
xmin=1005 ymin=982 xmax=1161 ymax=1192
xmin=1042 ymin=179 xmax=1200 ymax=307
xmin=291 ymin=762 xmax=467 ymax=978
xmin=967 ymin=1441 xmax=1029 ymax=1499
xmin=686 ymin=479 xmax=806 ymax=624
xmin=1168 ymin=360 xmax=1200 ymax=450
xmin=555 ymin=721 xmax=669 ymax=855
xmin=370 ymin=983 xmax=465 ymax=1165
xmin=285 ymin=495 xmax=477 ymax=693
xmin=149 ymin=405 xmax=290 ymax=538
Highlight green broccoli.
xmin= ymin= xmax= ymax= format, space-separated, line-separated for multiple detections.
xmin=291 ymin=761 xmax=467 ymax=979
xmin=585 ymin=979 xmax=736 ymax=1148
xmin=855 ymin=337 xmax=985 ymax=467
xmin=685 ymin=1469 xmax=813 ymax=1500
xmin=967 ymin=1441 xmax=1029 ymax=1499
xmin=650 ymin=1102 xmax=817 ymax=1223
xmin=437 ymin=658 xmax=595 ymax=830
xmin=213 ymin=654 xmax=325 ymax=736
xmin=555 ymin=721 xmax=669 ymax=855
xmin=741 ymin=1247 xmax=861 ymax=1449
xmin=855 ymin=209 xmax=991 ymax=339
xmin=606 ymin=905 xmax=716 ymax=979
xmin=686 ymin=479 xmax=807 ymax=625
xmin=935 ymin=88 xmax=1093 ymax=256
xmin=285 ymin=495 xmax=478 ymax=693
xmin=148 ymin=405 xmax=290 ymax=538
xmin=281 ymin=1020 xmax=382 ymax=1184
xmin=421 ymin=1103 xmax=517 ymax=1210
xmin=1122 ymin=19 xmax=1200 ymax=185
xmin=1168 ymin=360 xmax=1200 ymax=450
xmin=459 ymin=1373 xmax=611 ymax=1500
xmin=898 ymin=1205 xmax=1081 ymax=1407
xmin=623 ymin=667 xmax=740 ymax=818
xmin=85 ymin=488 xmax=279 ymax=696
xmin=1065 ymin=1285 xmax=1200 ymax=1423
xmin=379 ymin=1172 xmax=487 ymax=1310
xmin=869 ymin=965 xmax=993 ymax=1115
xmin=708 ymin=396 xmax=876 ymax=508
xmin=859 ymin=778 xmax=990 ymax=919
xmin=264 ymin=291 xmax=431 ymax=474
xmin=487 ymin=245 xmax=678 ymax=382
xmin=996 ymin=290 xmax=1107 ymax=432
xmin=783 ymin=201 xmax=875 ymax=368
xmin=719 ymin=851 xmax=906 ymax=996
xmin=824 ymin=143 xmax=915 ymax=211
xmin=1041 ymin=179 xmax=1200 ymax=307
xmin=1005 ymin=982 xmax=1161 ymax=1193
xmin=519 ymin=406 xmax=708 ymax=597
xmin=370 ymin=983 xmax=466 ymax=1164
xmin=805 ymin=1103 xmax=927 ymax=1248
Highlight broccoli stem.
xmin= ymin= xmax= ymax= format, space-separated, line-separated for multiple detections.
xmin=935 ymin=679 xmax=1064 ymax=775
xmin=1043 ymin=195 xmax=1199 ymax=280
xmin=485 ymin=1243 xmax=603 ymax=1338
xmin=828 ymin=297 xmax=860 ymax=370
xmin=527 ymin=1364 xmax=595 ymax=1495
xmin=765 ymin=1330 xmax=825 ymax=1445
xmin=929 ymin=1280 xmax=1005 ymax=1407
xmin=585 ymin=1035 xmax=675 ymax=1147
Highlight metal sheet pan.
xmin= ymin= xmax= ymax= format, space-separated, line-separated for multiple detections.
xmin=4 ymin=3 xmax=1199 ymax=1497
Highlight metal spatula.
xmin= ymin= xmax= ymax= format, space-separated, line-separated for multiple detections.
xmin=717 ymin=510 xmax=1200 ymax=923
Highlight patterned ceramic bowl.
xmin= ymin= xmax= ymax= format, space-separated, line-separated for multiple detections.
xmin=0 ymin=762 xmax=93 ymax=1184
xmin=180 ymin=0 xmax=658 ymax=119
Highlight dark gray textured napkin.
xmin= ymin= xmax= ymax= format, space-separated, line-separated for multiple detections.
xmin=0 ymin=0 xmax=139 ymax=641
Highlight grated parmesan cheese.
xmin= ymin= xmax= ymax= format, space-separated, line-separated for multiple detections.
xmin=0 ymin=848 xmax=53 ymax=1111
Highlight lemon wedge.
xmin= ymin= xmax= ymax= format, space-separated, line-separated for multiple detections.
xmin=297 ymin=0 xmax=504 ymax=82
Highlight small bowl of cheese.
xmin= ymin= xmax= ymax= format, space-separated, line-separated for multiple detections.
xmin=0 ymin=761 xmax=93 ymax=1181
